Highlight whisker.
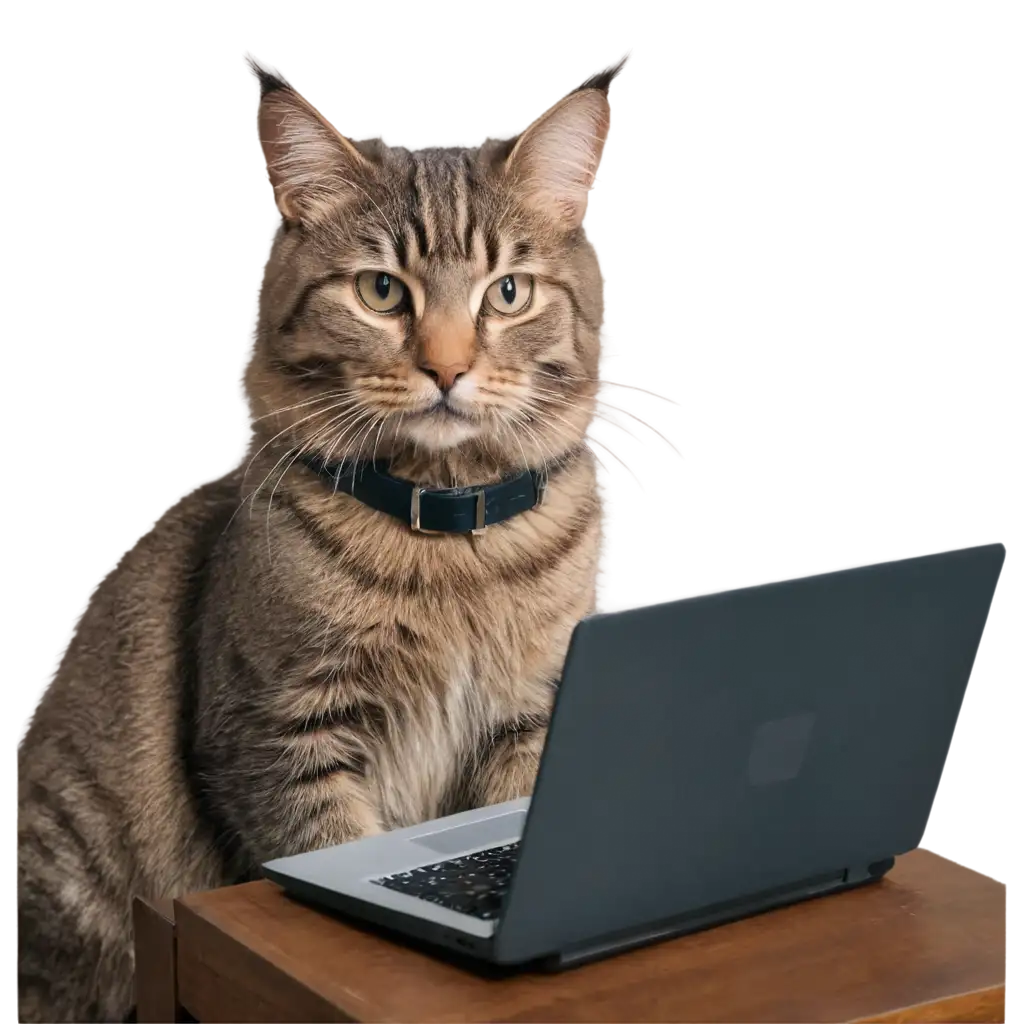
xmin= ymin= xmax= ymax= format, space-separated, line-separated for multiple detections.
xmin=501 ymin=410 xmax=549 ymax=471
xmin=392 ymin=408 xmax=408 ymax=450
xmin=241 ymin=396 xmax=363 ymax=488
xmin=251 ymin=407 xmax=357 ymax=520
xmin=250 ymin=389 xmax=351 ymax=424
xmin=526 ymin=384 xmax=683 ymax=461
xmin=318 ymin=405 xmax=377 ymax=465
xmin=294 ymin=406 xmax=377 ymax=498
xmin=262 ymin=407 xmax=366 ymax=560
xmin=533 ymin=368 xmax=678 ymax=406
xmin=350 ymin=413 xmax=386 ymax=460
xmin=222 ymin=398 xmax=362 ymax=536
xmin=502 ymin=406 xmax=564 ymax=475
xmin=371 ymin=415 xmax=390 ymax=465
xmin=590 ymin=400 xmax=683 ymax=460
xmin=599 ymin=380 xmax=676 ymax=404
xmin=505 ymin=420 xmax=532 ymax=475
xmin=517 ymin=397 xmax=639 ymax=487
xmin=251 ymin=402 xmax=366 ymax=510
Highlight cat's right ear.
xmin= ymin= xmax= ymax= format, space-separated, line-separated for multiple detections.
xmin=248 ymin=58 xmax=369 ymax=225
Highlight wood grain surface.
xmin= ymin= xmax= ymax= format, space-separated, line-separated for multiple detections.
xmin=169 ymin=849 xmax=1004 ymax=1023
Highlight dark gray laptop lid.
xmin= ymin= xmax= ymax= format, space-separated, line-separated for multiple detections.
xmin=494 ymin=544 xmax=1005 ymax=963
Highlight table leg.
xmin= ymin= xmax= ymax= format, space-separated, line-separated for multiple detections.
xmin=133 ymin=896 xmax=190 ymax=1023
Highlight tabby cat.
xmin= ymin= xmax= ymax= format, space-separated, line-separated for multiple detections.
xmin=17 ymin=56 xmax=623 ymax=1021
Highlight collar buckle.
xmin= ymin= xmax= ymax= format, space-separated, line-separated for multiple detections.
xmin=410 ymin=486 xmax=443 ymax=535
xmin=410 ymin=487 xmax=488 ymax=535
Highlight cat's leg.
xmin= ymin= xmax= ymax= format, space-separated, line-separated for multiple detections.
xmin=18 ymin=878 xmax=133 ymax=1023
xmin=18 ymin=783 xmax=135 ymax=1023
xmin=208 ymin=757 xmax=383 ymax=865
xmin=195 ymin=689 xmax=386 ymax=865
xmin=468 ymin=717 xmax=549 ymax=807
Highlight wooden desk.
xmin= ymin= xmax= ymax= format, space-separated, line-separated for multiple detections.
xmin=134 ymin=849 xmax=1005 ymax=1023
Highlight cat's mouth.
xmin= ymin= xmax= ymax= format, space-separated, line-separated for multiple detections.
xmin=412 ymin=398 xmax=474 ymax=423
xmin=401 ymin=398 xmax=481 ymax=449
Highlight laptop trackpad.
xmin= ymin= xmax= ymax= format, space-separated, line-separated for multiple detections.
xmin=411 ymin=811 xmax=527 ymax=856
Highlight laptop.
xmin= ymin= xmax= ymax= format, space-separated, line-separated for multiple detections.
xmin=263 ymin=543 xmax=1005 ymax=969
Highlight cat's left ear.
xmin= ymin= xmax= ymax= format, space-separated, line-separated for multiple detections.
xmin=248 ymin=58 xmax=371 ymax=225
xmin=506 ymin=58 xmax=626 ymax=231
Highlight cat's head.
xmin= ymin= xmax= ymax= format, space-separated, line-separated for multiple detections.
xmin=245 ymin=59 xmax=623 ymax=479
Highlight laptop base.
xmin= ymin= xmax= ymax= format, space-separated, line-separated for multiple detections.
xmin=538 ymin=857 xmax=896 ymax=971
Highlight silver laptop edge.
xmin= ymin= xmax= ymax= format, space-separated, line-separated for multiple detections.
xmin=263 ymin=797 xmax=530 ymax=939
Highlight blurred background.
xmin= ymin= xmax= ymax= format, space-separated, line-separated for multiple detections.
xmin=2 ymin=0 xmax=1021 ymax=1006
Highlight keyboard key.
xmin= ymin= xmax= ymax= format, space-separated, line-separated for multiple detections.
xmin=371 ymin=840 xmax=521 ymax=920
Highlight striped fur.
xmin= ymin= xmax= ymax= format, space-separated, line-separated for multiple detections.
xmin=18 ymin=58 xmax=623 ymax=1021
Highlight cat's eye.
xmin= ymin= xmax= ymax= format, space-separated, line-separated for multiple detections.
xmin=483 ymin=274 xmax=534 ymax=317
xmin=355 ymin=271 xmax=409 ymax=314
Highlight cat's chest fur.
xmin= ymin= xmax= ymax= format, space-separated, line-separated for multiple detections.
xmin=260 ymin=467 xmax=600 ymax=832
xmin=339 ymin=599 xmax=561 ymax=830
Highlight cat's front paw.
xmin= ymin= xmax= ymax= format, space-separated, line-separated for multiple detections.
xmin=476 ymin=732 xmax=545 ymax=806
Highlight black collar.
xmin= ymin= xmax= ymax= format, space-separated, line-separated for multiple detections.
xmin=298 ymin=450 xmax=577 ymax=534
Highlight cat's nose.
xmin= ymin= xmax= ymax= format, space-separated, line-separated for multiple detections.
xmin=418 ymin=360 xmax=471 ymax=392
xmin=416 ymin=310 xmax=476 ymax=392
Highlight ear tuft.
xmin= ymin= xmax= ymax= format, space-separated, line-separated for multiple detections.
xmin=246 ymin=55 xmax=292 ymax=98
xmin=249 ymin=65 xmax=290 ymax=101
xmin=574 ymin=55 xmax=628 ymax=95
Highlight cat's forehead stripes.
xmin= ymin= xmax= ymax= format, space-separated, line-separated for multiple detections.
xmin=455 ymin=152 xmax=475 ymax=262
xmin=393 ymin=149 xmax=502 ymax=272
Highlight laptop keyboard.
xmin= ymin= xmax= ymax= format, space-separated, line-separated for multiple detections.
xmin=370 ymin=840 xmax=520 ymax=920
